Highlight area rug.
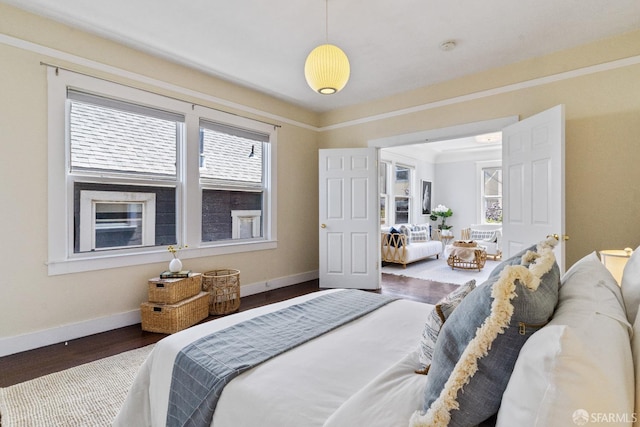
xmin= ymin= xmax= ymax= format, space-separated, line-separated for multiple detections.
xmin=0 ymin=344 xmax=154 ymax=427
xmin=382 ymin=256 xmax=500 ymax=285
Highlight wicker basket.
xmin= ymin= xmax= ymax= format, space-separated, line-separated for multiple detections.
xmin=447 ymin=250 xmax=488 ymax=272
xmin=141 ymin=291 xmax=209 ymax=334
xmin=453 ymin=240 xmax=477 ymax=248
xmin=147 ymin=274 xmax=202 ymax=304
xmin=202 ymin=269 xmax=241 ymax=315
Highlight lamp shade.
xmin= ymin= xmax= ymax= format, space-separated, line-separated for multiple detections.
xmin=304 ymin=44 xmax=350 ymax=95
xmin=600 ymin=249 xmax=632 ymax=285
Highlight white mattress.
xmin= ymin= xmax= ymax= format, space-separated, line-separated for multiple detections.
xmin=115 ymin=289 xmax=431 ymax=427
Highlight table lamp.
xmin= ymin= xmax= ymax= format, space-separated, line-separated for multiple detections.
xmin=599 ymin=247 xmax=633 ymax=285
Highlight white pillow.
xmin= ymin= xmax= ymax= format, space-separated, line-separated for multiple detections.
xmin=631 ymin=306 xmax=640 ymax=427
xmin=497 ymin=252 xmax=634 ymax=427
xmin=622 ymin=245 xmax=640 ymax=324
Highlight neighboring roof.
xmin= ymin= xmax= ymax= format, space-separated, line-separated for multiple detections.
xmin=70 ymin=101 xmax=262 ymax=183
xmin=70 ymin=102 xmax=177 ymax=176
xmin=201 ymin=129 xmax=262 ymax=184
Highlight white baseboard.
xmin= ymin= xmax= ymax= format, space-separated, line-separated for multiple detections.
xmin=0 ymin=270 xmax=319 ymax=357
xmin=0 ymin=310 xmax=141 ymax=358
xmin=239 ymin=270 xmax=319 ymax=297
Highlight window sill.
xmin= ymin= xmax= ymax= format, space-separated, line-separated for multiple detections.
xmin=47 ymin=240 xmax=277 ymax=276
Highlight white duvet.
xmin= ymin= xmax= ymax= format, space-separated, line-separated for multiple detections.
xmin=115 ymin=289 xmax=431 ymax=427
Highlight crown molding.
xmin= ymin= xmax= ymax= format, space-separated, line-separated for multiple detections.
xmin=3 ymin=33 xmax=640 ymax=134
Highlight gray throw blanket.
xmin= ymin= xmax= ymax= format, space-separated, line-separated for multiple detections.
xmin=166 ymin=289 xmax=397 ymax=427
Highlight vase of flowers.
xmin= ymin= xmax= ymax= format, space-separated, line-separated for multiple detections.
xmin=430 ymin=204 xmax=453 ymax=233
xmin=167 ymin=244 xmax=187 ymax=272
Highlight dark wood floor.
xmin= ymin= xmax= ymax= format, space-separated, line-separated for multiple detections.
xmin=0 ymin=273 xmax=454 ymax=387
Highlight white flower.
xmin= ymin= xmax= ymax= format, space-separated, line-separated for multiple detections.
xmin=433 ymin=204 xmax=449 ymax=213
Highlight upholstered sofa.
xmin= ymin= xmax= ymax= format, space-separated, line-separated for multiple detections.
xmin=461 ymin=224 xmax=502 ymax=260
xmin=381 ymin=223 xmax=442 ymax=268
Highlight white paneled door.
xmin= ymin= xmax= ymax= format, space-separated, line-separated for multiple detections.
xmin=502 ymin=105 xmax=566 ymax=272
xmin=319 ymin=148 xmax=380 ymax=289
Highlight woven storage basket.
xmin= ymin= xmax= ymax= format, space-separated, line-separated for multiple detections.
xmin=202 ymin=269 xmax=241 ymax=315
xmin=141 ymin=291 xmax=209 ymax=334
xmin=147 ymin=274 xmax=202 ymax=304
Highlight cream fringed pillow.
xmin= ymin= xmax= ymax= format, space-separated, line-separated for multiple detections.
xmin=409 ymin=237 xmax=560 ymax=427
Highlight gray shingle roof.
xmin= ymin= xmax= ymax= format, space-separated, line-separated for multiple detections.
xmin=69 ymin=101 xmax=263 ymax=183
xmin=201 ymin=129 xmax=262 ymax=184
xmin=70 ymin=102 xmax=177 ymax=176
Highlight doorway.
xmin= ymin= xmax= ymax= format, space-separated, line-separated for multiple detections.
xmin=379 ymin=132 xmax=503 ymax=234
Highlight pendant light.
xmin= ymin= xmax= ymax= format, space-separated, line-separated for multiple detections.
xmin=304 ymin=0 xmax=350 ymax=95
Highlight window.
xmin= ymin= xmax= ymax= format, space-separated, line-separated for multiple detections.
xmin=394 ymin=165 xmax=412 ymax=224
xmin=47 ymin=68 xmax=277 ymax=275
xmin=79 ymin=190 xmax=156 ymax=252
xmin=68 ymin=90 xmax=180 ymax=254
xmin=200 ymin=120 xmax=267 ymax=242
xmin=379 ymin=162 xmax=389 ymax=225
xmin=378 ymin=161 xmax=415 ymax=225
xmin=231 ymin=210 xmax=262 ymax=239
xmin=482 ymin=166 xmax=502 ymax=223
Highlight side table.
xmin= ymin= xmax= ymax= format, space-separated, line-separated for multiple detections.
xmin=440 ymin=235 xmax=454 ymax=246
xmin=445 ymin=244 xmax=487 ymax=272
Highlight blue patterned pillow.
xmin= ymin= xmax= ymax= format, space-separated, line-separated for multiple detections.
xmin=470 ymin=229 xmax=497 ymax=242
xmin=410 ymin=238 xmax=560 ymax=427
xmin=410 ymin=230 xmax=429 ymax=243
xmin=417 ymin=280 xmax=476 ymax=372
xmin=389 ymin=227 xmax=403 ymax=247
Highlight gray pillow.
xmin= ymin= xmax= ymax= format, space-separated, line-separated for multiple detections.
xmin=410 ymin=237 xmax=560 ymax=427
xmin=487 ymin=244 xmax=537 ymax=280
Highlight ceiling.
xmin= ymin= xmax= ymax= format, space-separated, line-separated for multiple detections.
xmin=4 ymin=0 xmax=640 ymax=113
xmin=385 ymin=132 xmax=503 ymax=162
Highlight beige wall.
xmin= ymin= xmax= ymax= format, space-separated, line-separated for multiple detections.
xmin=318 ymin=30 xmax=640 ymax=269
xmin=2 ymin=3 xmax=640 ymax=348
xmin=0 ymin=4 xmax=320 ymax=345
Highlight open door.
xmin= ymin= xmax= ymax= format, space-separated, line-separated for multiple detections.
xmin=502 ymin=105 xmax=566 ymax=272
xmin=319 ymin=148 xmax=380 ymax=289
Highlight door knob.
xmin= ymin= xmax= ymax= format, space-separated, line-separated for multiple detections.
xmin=548 ymin=234 xmax=569 ymax=241
xmin=321 ymin=224 xmax=326 ymax=228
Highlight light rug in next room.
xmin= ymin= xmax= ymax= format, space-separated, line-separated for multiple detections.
xmin=382 ymin=257 xmax=501 ymax=285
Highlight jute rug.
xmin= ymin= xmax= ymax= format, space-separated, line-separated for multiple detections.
xmin=0 ymin=344 xmax=154 ymax=427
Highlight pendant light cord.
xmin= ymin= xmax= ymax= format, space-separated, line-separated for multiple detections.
xmin=325 ymin=0 xmax=329 ymax=43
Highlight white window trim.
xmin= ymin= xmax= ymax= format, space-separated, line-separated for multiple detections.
xmin=79 ymin=190 xmax=156 ymax=252
xmin=393 ymin=163 xmax=414 ymax=224
xmin=231 ymin=210 xmax=262 ymax=239
xmin=47 ymin=68 xmax=277 ymax=275
xmin=476 ymin=160 xmax=502 ymax=224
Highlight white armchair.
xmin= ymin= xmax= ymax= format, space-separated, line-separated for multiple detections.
xmin=461 ymin=224 xmax=502 ymax=260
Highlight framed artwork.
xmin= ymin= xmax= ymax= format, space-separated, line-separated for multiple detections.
xmin=421 ymin=180 xmax=432 ymax=215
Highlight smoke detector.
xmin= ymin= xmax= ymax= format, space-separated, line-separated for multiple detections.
xmin=439 ymin=40 xmax=457 ymax=51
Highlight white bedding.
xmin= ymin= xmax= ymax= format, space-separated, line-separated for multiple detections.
xmin=115 ymin=289 xmax=431 ymax=427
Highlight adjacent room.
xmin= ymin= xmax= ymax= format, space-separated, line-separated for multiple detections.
xmin=379 ymin=133 xmax=503 ymax=284
xmin=1 ymin=1 xmax=640 ymax=426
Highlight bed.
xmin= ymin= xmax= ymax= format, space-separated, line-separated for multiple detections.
xmin=116 ymin=237 xmax=640 ymax=427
